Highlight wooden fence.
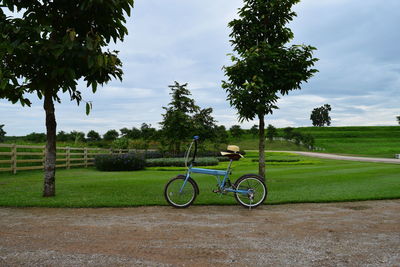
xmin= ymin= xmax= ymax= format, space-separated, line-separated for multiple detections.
xmin=0 ymin=144 xmax=129 ymax=174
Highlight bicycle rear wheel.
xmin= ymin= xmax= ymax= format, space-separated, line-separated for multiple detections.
xmin=234 ymin=175 xmax=267 ymax=208
xmin=164 ymin=176 xmax=197 ymax=208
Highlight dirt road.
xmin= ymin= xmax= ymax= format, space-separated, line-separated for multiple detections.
xmin=279 ymin=151 xmax=400 ymax=164
xmin=0 ymin=200 xmax=399 ymax=266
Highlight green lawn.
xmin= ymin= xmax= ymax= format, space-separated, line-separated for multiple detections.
xmin=0 ymin=152 xmax=398 ymax=207
xmin=235 ymin=126 xmax=400 ymax=158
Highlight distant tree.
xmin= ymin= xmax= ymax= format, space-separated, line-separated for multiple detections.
xmin=103 ymin=130 xmax=119 ymax=141
xmin=250 ymin=124 xmax=259 ymax=137
xmin=214 ymin=125 xmax=229 ymax=145
xmin=283 ymin=127 xmax=295 ymax=140
xmin=266 ymin=124 xmax=277 ymax=141
xmin=160 ymin=82 xmax=200 ymax=153
xmin=87 ymin=130 xmax=101 ymax=142
xmin=26 ymin=132 xmax=46 ymax=143
xmin=0 ymin=1 xmax=134 ymax=197
xmin=56 ymin=131 xmax=71 ymax=142
xmin=193 ymin=108 xmax=218 ymax=141
xmin=0 ymin=124 xmax=6 ymax=142
xmin=140 ymin=123 xmax=157 ymax=141
xmin=397 ymin=116 xmax=400 ymax=125
xmin=230 ymin=125 xmax=244 ymax=139
xmin=120 ymin=127 xmax=141 ymax=139
xmin=301 ymin=133 xmax=315 ymax=148
xmin=310 ymin=104 xmax=332 ymax=127
xmin=222 ymin=0 xmax=318 ymax=179
xmin=70 ymin=131 xmax=85 ymax=144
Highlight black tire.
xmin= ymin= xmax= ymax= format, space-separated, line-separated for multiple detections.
xmin=164 ymin=176 xmax=197 ymax=208
xmin=234 ymin=175 xmax=267 ymax=208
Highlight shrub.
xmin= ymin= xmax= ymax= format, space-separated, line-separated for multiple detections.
xmin=146 ymin=157 xmax=218 ymax=167
xmin=95 ymin=153 xmax=145 ymax=171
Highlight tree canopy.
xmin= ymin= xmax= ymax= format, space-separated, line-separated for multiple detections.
xmin=0 ymin=0 xmax=134 ymax=196
xmin=0 ymin=124 xmax=6 ymax=142
xmin=310 ymin=104 xmax=332 ymax=127
xmin=222 ymin=0 xmax=318 ymax=178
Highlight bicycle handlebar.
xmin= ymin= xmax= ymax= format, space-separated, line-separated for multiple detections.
xmin=184 ymin=136 xmax=200 ymax=168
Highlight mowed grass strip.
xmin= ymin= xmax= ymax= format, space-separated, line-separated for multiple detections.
xmin=0 ymin=152 xmax=398 ymax=207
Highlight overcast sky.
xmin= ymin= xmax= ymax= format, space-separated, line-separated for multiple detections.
xmin=1 ymin=0 xmax=399 ymax=136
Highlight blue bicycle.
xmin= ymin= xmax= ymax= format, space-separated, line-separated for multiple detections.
xmin=164 ymin=136 xmax=267 ymax=208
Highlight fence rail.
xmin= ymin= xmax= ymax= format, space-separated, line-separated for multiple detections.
xmin=0 ymin=144 xmax=129 ymax=174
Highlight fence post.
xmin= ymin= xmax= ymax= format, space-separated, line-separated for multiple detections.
xmin=84 ymin=147 xmax=88 ymax=168
xmin=66 ymin=147 xmax=70 ymax=169
xmin=11 ymin=144 xmax=17 ymax=174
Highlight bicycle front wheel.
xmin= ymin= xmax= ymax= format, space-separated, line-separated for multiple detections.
xmin=234 ymin=175 xmax=267 ymax=208
xmin=164 ymin=176 xmax=197 ymax=208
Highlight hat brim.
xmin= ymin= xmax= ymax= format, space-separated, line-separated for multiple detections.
xmin=220 ymin=151 xmax=244 ymax=158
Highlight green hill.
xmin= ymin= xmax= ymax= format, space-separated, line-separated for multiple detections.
xmin=236 ymin=126 xmax=400 ymax=158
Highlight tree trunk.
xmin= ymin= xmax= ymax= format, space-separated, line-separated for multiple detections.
xmin=43 ymin=90 xmax=57 ymax=197
xmin=258 ymin=113 xmax=265 ymax=181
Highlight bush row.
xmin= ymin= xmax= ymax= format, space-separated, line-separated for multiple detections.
xmin=94 ymin=153 xmax=146 ymax=171
xmin=94 ymin=154 xmax=225 ymax=171
xmin=146 ymin=157 xmax=219 ymax=167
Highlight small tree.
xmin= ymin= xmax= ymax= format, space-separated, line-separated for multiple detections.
xmin=57 ymin=131 xmax=71 ymax=142
xmin=214 ymin=125 xmax=229 ymax=146
xmin=160 ymin=82 xmax=200 ymax=153
xmin=230 ymin=125 xmax=244 ymax=139
xmin=87 ymin=130 xmax=101 ymax=142
xmin=310 ymin=104 xmax=332 ymax=127
xmin=26 ymin=132 xmax=46 ymax=143
xmin=0 ymin=1 xmax=134 ymax=197
xmin=250 ymin=124 xmax=259 ymax=137
xmin=0 ymin=124 xmax=6 ymax=142
xmin=193 ymin=108 xmax=218 ymax=141
xmin=103 ymin=130 xmax=119 ymax=141
xmin=222 ymin=0 xmax=318 ymax=179
xmin=266 ymin=124 xmax=277 ymax=141
xmin=396 ymin=116 xmax=400 ymax=125
xmin=120 ymin=127 xmax=141 ymax=139
xmin=283 ymin=127 xmax=294 ymax=140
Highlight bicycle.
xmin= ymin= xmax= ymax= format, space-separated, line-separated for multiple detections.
xmin=164 ymin=136 xmax=267 ymax=209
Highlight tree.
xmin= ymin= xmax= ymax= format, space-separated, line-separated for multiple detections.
xmin=214 ymin=125 xmax=229 ymax=145
xmin=57 ymin=131 xmax=71 ymax=142
xmin=283 ymin=127 xmax=294 ymax=140
xmin=310 ymin=104 xmax=332 ymax=127
xmin=222 ymin=0 xmax=318 ymax=179
xmin=193 ymin=107 xmax=218 ymax=141
xmin=266 ymin=124 xmax=277 ymax=141
xmin=70 ymin=130 xmax=85 ymax=144
xmin=120 ymin=127 xmax=142 ymax=139
xmin=230 ymin=125 xmax=244 ymax=139
xmin=160 ymin=82 xmax=200 ymax=153
xmin=103 ymin=130 xmax=119 ymax=141
xmin=250 ymin=124 xmax=259 ymax=137
xmin=396 ymin=116 xmax=400 ymax=125
xmin=87 ymin=130 xmax=101 ymax=142
xmin=0 ymin=1 xmax=133 ymax=196
xmin=0 ymin=124 xmax=6 ymax=142
xmin=26 ymin=132 xmax=47 ymax=143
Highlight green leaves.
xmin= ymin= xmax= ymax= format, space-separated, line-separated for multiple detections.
xmin=85 ymin=101 xmax=92 ymax=116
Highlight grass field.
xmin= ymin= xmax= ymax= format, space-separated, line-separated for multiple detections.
xmin=0 ymin=152 xmax=398 ymax=207
xmin=235 ymin=126 xmax=400 ymax=158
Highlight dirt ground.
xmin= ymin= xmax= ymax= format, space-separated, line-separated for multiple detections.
xmin=0 ymin=200 xmax=399 ymax=267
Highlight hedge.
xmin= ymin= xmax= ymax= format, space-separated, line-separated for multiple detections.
xmin=95 ymin=153 xmax=146 ymax=171
xmin=146 ymin=157 xmax=219 ymax=167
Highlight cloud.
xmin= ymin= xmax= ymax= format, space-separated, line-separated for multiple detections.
xmin=1 ymin=0 xmax=400 ymax=136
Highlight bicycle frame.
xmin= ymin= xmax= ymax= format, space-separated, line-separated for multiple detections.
xmin=179 ymin=138 xmax=249 ymax=196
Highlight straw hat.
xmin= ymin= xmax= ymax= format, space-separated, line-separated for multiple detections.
xmin=220 ymin=145 xmax=244 ymax=158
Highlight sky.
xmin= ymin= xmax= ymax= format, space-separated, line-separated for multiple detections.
xmin=1 ymin=0 xmax=400 ymax=136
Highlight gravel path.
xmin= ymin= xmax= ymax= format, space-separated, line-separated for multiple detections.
xmin=275 ymin=151 xmax=400 ymax=164
xmin=1 ymin=200 xmax=399 ymax=266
